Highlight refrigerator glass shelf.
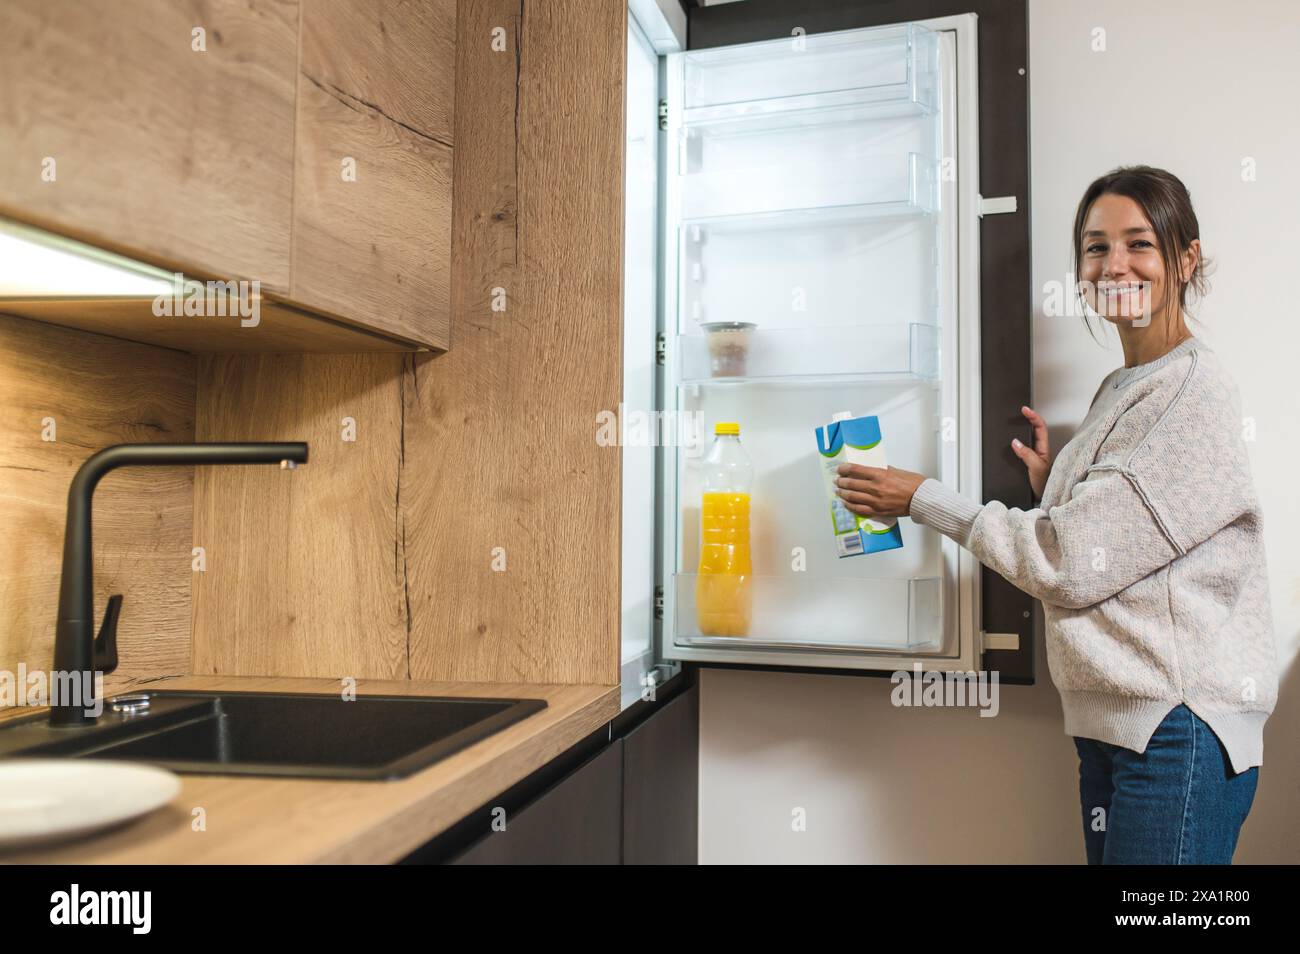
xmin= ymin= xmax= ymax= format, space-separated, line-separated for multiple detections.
xmin=682 ymin=22 xmax=938 ymax=121
xmin=679 ymin=373 xmax=925 ymax=389
xmin=679 ymin=195 xmax=931 ymax=234
xmin=681 ymin=85 xmax=934 ymax=132
xmin=679 ymin=152 xmax=939 ymax=224
xmin=676 ymin=321 xmax=939 ymax=385
xmin=671 ymin=573 xmax=942 ymax=652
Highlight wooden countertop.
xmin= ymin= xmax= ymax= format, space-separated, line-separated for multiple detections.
xmin=1 ymin=675 xmax=620 ymax=864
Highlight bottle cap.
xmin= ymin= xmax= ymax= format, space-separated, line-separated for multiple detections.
xmin=715 ymin=421 xmax=740 ymax=436
xmin=831 ymin=411 xmax=854 ymax=423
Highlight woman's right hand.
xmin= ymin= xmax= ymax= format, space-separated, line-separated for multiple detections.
xmin=1011 ymin=405 xmax=1051 ymax=500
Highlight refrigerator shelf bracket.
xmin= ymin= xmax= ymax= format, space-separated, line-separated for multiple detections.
xmin=979 ymin=630 xmax=1021 ymax=652
xmin=978 ymin=194 xmax=1018 ymax=216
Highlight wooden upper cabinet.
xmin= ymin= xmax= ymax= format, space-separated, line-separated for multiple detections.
xmin=0 ymin=0 xmax=298 ymax=292
xmin=0 ymin=0 xmax=455 ymax=352
xmin=291 ymin=0 xmax=455 ymax=349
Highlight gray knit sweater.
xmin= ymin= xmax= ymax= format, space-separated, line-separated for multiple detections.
xmin=909 ymin=336 xmax=1277 ymax=774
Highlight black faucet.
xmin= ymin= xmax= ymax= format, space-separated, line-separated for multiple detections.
xmin=50 ymin=442 xmax=309 ymax=727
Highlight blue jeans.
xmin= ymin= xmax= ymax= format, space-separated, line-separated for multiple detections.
xmin=1073 ymin=703 xmax=1258 ymax=864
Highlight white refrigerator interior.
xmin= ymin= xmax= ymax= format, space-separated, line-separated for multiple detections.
xmin=622 ymin=14 xmax=984 ymax=691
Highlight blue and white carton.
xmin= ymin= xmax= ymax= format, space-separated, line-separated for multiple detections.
xmin=814 ymin=411 xmax=904 ymax=558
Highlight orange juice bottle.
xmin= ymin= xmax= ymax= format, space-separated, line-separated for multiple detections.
xmin=696 ymin=421 xmax=753 ymax=636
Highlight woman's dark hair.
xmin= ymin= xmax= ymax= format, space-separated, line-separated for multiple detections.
xmin=1071 ymin=165 xmax=1213 ymax=342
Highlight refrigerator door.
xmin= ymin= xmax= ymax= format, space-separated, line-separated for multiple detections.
xmin=621 ymin=10 xmax=671 ymax=708
xmin=658 ymin=16 xmax=985 ymax=674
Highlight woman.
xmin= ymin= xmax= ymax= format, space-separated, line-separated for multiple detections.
xmin=834 ymin=165 xmax=1277 ymax=865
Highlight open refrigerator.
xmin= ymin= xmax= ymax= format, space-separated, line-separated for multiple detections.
xmin=622 ymin=9 xmax=1025 ymax=706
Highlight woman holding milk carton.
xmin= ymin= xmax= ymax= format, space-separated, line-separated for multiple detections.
xmin=834 ymin=166 xmax=1276 ymax=865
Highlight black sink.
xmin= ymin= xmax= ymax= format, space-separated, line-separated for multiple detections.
xmin=0 ymin=690 xmax=547 ymax=780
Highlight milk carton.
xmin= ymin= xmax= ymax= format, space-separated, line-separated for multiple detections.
xmin=814 ymin=411 xmax=903 ymax=558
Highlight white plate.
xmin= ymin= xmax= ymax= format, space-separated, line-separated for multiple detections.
xmin=0 ymin=760 xmax=181 ymax=851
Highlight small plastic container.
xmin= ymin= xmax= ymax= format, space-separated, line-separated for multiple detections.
xmin=700 ymin=321 xmax=756 ymax=377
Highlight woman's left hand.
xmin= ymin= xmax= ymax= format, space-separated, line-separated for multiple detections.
xmin=835 ymin=464 xmax=928 ymax=518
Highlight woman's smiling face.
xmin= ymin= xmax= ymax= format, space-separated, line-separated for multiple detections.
xmin=1078 ymin=193 xmax=1168 ymax=326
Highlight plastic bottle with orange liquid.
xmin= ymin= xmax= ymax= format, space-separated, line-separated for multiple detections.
xmin=695 ymin=421 xmax=753 ymax=636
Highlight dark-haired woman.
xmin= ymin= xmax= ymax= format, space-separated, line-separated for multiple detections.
xmin=834 ymin=165 xmax=1277 ymax=865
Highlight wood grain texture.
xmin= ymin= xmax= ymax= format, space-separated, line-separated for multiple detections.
xmin=191 ymin=354 xmax=407 ymax=679
xmin=1 ymin=675 xmax=620 ymax=864
xmin=402 ymin=0 xmax=627 ymax=685
xmin=291 ymin=0 xmax=455 ymax=348
xmin=0 ymin=314 xmax=195 ymax=701
xmin=189 ymin=0 xmax=626 ymax=687
xmin=0 ymin=0 xmax=298 ymax=291
xmin=298 ymin=0 xmax=456 ymax=145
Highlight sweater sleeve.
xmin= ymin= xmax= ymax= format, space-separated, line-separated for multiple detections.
xmin=909 ymin=469 xmax=1180 ymax=610
xmin=908 ymin=361 xmax=1252 ymax=610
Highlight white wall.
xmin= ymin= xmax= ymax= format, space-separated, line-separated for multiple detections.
xmin=700 ymin=0 xmax=1300 ymax=864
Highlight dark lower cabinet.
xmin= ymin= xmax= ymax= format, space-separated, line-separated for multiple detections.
xmin=401 ymin=673 xmax=699 ymax=865
xmin=451 ymin=741 xmax=624 ymax=865
xmin=622 ymin=683 xmax=698 ymax=864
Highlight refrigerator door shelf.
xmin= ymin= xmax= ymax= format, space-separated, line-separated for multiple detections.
xmin=673 ymin=572 xmax=942 ymax=653
xmin=677 ymin=321 xmax=940 ymax=386
xmin=682 ymin=22 xmax=939 ymax=121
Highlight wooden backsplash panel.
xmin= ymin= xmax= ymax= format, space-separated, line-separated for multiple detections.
xmin=0 ymin=314 xmax=195 ymax=697
xmin=192 ymin=354 xmax=407 ymax=679
xmin=189 ymin=0 xmax=626 ymax=687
